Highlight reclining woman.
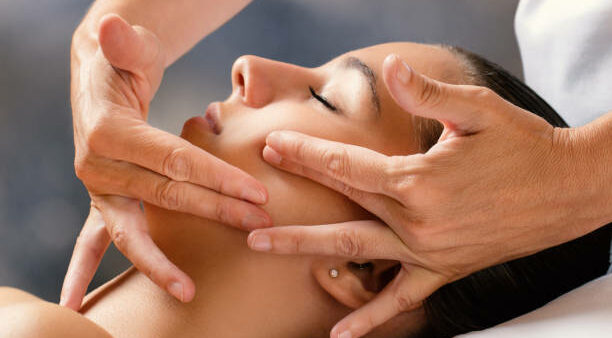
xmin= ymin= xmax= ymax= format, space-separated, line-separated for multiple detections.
xmin=1 ymin=20 xmax=610 ymax=338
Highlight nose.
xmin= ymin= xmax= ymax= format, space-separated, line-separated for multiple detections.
xmin=231 ymin=55 xmax=303 ymax=108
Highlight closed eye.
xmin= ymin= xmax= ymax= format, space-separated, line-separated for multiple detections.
xmin=309 ymin=86 xmax=338 ymax=112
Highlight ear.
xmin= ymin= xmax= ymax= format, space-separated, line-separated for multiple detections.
xmin=311 ymin=259 xmax=400 ymax=309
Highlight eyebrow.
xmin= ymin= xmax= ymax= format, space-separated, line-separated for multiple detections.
xmin=343 ymin=56 xmax=381 ymax=115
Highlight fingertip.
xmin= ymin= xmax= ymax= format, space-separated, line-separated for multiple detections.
xmin=168 ymin=275 xmax=196 ymax=303
xmin=382 ymin=53 xmax=400 ymax=75
xmin=182 ymin=279 xmax=196 ymax=303
xmin=265 ymin=131 xmax=284 ymax=149
xmin=99 ymin=13 xmax=124 ymax=25
xmin=59 ymin=293 xmax=81 ymax=311
xmin=241 ymin=185 xmax=268 ymax=205
xmin=393 ymin=55 xmax=412 ymax=87
xmin=265 ymin=130 xmax=300 ymax=150
xmin=262 ymin=145 xmax=282 ymax=165
xmin=98 ymin=13 xmax=139 ymax=68
xmin=98 ymin=13 xmax=128 ymax=42
xmin=242 ymin=212 xmax=273 ymax=231
xmin=330 ymin=323 xmax=352 ymax=338
xmin=247 ymin=230 xmax=272 ymax=252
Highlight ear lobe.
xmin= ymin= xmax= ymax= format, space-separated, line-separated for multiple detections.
xmin=312 ymin=260 xmax=375 ymax=309
xmin=311 ymin=260 xmax=400 ymax=310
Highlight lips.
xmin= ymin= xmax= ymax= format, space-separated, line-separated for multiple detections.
xmin=204 ymin=102 xmax=222 ymax=135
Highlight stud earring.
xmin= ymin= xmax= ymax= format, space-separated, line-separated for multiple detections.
xmin=329 ymin=268 xmax=339 ymax=278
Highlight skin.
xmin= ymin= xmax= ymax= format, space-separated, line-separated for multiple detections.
xmin=64 ymin=0 xmax=259 ymax=309
xmin=251 ymin=51 xmax=612 ymax=338
xmin=0 ymin=42 xmax=462 ymax=337
xmin=66 ymin=1 xmax=612 ymax=337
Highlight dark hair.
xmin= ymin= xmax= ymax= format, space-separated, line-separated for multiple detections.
xmin=414 ymin=46 xmax=612 ymax=337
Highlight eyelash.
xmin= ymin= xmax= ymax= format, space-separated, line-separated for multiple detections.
xmin=309 ymin=86 xmax=338 ymax=112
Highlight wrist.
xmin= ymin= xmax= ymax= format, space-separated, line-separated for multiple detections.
xmin=559 ymin=114 xmax=612 ymax=229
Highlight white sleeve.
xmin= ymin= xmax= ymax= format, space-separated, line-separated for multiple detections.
xmin=515 ymin=0 xmax=612 ymax=127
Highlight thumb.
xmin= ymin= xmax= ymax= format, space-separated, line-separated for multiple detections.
xmin=329 ymin=267 xmax=446 ymax=338
xmin=382 ymin=53 xmax=496 ymax=135
xmin=98 ymin=14 xmax=165 ymax=74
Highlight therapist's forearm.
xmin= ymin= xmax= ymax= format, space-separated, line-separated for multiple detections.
xmin=73 ymin=0 xmax=252 ymax=66
xmin=566 ymin=110 xmax=612 ymax=232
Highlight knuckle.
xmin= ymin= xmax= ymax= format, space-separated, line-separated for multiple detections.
xmin=162 ymin=147 xmax=191 ymax=181
xmin=289 ymin=233 xmax=304 ymax=254
xmin=214 ymin=197 xmax=232 ymax=225
xmin=85 ymin=116 xmax=113 ymax=155
xmin=140 ymin=264 xmax=155 ymax=283
xmin=292 ymin=137 xmax=308 ymax=162
xmin=73 ymin=157 xmax=90 ymax=181
xmin=392 ymin=175 xmax=418 ymax=199
xmin=156 ymin=180 xmax=182 ymax=210
xmin=405 ymin=221 xmax=431 ymax=251
xmin=322 ymin=147 xmax=351 ymax=180
xmin=204 ymin=168 xmax=223 ymax=193
xmin=335 ymin=228 xmax=361 ymax=257
xmin=416 ymin=78 xmax=444 ymax=109
xmin=469 ymin=86 xmax=497 ymax=105
xmin=143 ymin=262 xmax=162 ymax=284
xmin=394 ymin=290 xmax=414 ymax=312
xmin=362 ymin=315 xmax=377 ymax=334
xmin=109 ymin=226 xmax=129 ymax=254
xmin=383 ymin=162 xmax=409 ymax=193
xmin=337 ymin=181 xmax=356 ymax=198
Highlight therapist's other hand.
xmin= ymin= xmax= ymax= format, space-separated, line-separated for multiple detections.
xmin=249 ymin=54 xmax=585 ymax=337
xmin=62 ymin=14 xmax=270 ymax=310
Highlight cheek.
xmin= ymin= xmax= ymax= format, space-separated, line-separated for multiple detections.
xmin=182 ymin=103 xmax=372 ymax=225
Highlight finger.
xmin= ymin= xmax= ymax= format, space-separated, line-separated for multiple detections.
xmin=248 ymin=220 xmax=412 ymax=261
xmin=263 ymin=146 xmax=399 ymax=224
xmin=330 ymin=267 xmax=446 ymax=338
xmin=89 ymin=120 xmax=268 ymax=205
xmin=82 ymin=154 xmax=271 ymax=230
xmin=98 ymin=14 xmax=164 ymax=73
xmin=95 ymin=195 xmax=196 ymax=302
xmin=382 ymin=53 xmax=503 ymax=134
xmin=263 ymin=131 xmax=393 ymax=195
xmin=60 ymin=206 xmax=110 ymax=310
xmin=120 ymin=161 xmax=272 ymax=230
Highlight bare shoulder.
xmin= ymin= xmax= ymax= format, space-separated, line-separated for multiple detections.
xmin=0 ymin=287 xmax=112 ymax=338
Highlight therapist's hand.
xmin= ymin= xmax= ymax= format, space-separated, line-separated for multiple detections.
xmin=247 ymin=55 xmax=596 ymax=337
xmin=61 ymin=14 xmax=271 ymax=310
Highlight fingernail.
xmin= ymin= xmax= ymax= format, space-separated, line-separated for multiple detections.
xmin=242 ymin=188 xmax=267 ymax=204
xmin=168 ymin=282 xmax=184 ymax=302
xmin=396 ymin=57 xmax=412 ymax=85
xmin=263 ymin=146 xmax=282 ymax=165
xmin=266 ymin=131 xmax=289 ymax=148
xmin=266 ymin=131 xmax=281 ymax=143
xmin=249 ymin=233 xmax=272 ymax=251
xmin=338 ymin=331 xmax=352 ymax=338
xmin=242 ymin=214 xmax=270 ymax=230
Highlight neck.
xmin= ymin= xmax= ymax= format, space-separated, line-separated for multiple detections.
xmin=81 ymin=205 xmax=343 ymax=337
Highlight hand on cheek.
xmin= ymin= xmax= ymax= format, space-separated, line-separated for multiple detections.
xmin=250 ymin=54 xmax=586 ymax=337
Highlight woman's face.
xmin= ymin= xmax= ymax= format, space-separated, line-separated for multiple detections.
xmin=179 ymin=42 xmax=464 ymax=225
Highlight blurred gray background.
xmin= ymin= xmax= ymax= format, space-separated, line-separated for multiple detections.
xmin=0 ymin=0 xmax=521 ymax=302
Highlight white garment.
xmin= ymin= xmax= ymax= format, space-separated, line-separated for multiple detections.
xmin=516 ymin=0 xmax=612 ymax=273
xmin=460 ymin=3 xmax=612 ymax=337
xmin=515 ymin=0 xmax=612 ymax=127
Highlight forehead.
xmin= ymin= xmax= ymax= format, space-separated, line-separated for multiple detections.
xmin=322 ymin=42 xmax=467 ymax=155
xmin=339 ymin=42 xmax=466 ymax=85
